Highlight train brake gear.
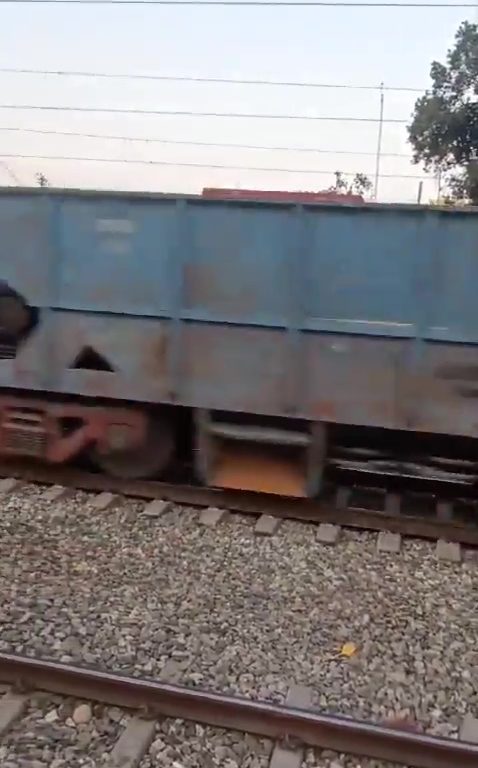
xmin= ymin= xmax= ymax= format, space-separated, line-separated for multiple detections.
xmin=195 ymin=410 xmax=327 ymax=497
xmin=0 ymin=397 xmax=146 ymax=465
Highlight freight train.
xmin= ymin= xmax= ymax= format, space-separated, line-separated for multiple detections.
xmin=0 ymin=186 xmax=477 ymax=496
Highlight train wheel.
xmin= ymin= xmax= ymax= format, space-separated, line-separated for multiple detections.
xmin=90 ymin=411 xmax=175 ymax=479
xmin=0 ymin=295 xmax=29 ymax=336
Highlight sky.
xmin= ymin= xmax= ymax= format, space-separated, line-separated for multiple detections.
xmin=0 ymin=0 xmax=475 ymax=202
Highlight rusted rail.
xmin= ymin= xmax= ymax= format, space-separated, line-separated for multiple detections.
xmin=1 ymin=460 xmax=478 ymax=544
xmin=0 ymin=652 xmax=477 ymax=768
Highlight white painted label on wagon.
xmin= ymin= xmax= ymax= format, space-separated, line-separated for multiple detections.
xmin=96 ymin=218 xmax=136 ymax=235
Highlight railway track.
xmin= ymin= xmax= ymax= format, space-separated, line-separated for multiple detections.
xmin=0 ymin=459 xmax=477 ymax=545
xmin=1 ymin=467 xmax=477 ymax=765
xmin=0 ymin=652 xmax=478 ymax=768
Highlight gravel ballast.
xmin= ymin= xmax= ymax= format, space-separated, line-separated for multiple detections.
xmin=303 ymin=751 xmax=408 ymax=768
xmin=140 ymin=719 xmax=272 ymax=768
xmin=0 ymin=693 xmax=123 ymax=767
xmin=0 ymin=483 xmax=477 ymax=742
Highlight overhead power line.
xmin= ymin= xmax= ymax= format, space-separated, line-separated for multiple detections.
xmin=0 ymin=67 xmax=425 ymax=93
xmin=0 ymin=151 xmax=430 ymax=179
xmin=0 ymin=104 xmax=408 ymax=123
xmin=0 ymin=125 xmax=413 ymax=159
xmin=0 ymin=0 xmax=474 ymax=6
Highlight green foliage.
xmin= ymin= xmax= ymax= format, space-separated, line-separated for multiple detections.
xmin=36 ymin=173 xmax=49 ymax=188
xmin=408 ymin=21 xmax=478 ymax=203
xmin=330 ymin=171 xmax=373 ymax=196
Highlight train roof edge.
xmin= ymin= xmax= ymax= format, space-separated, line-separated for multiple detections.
xmin=0 ymin=185 xmax=477 ymax=214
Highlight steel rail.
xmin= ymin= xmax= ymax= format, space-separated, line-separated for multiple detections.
xmin=1 ymin=460 xmax=478 ymax=544
xmin=0 ymin=653 xmax=476 ymax=768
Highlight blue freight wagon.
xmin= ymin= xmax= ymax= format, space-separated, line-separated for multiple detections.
xmin=0 ymin=187 xmax=477 ymax=496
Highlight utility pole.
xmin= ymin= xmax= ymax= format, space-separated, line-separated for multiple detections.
xmin=373 ymin=82 xmax=385 ymax=201
xmin=436 ymin=168 xmax=442 ymax=201
xmin=417 ymin=181 xmax=423 ymax=204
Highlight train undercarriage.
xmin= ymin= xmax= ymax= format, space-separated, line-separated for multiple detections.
xmin=0 ymin=393 xmax=476 ymax=498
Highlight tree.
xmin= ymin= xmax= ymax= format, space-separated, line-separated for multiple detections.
xmin=351 ymin=173 xmax=373 ymax=197
xmin=36 ymin=173 xmax=49 ymax=188
xmin=329 ymin=171 xmax=373 ymax=197
xmin=408 ymin=21 xmax=478 ymax=203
